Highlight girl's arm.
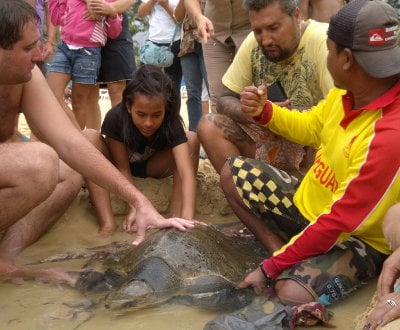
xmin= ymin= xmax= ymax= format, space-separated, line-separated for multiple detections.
xmin=137 ymin=0 xmax=158 ymax=18
xmin=105 ymin=11 xmax=123 ymax=39
xmin=105 ymin=137 xmax=138 ymax=230
xmin=172 ymin=142 xmax=197 ymax=219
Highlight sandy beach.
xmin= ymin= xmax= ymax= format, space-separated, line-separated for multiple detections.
xmin=2 ymin=94 xmax=393 ymax=329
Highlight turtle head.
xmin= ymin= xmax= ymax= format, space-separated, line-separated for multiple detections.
xmin=104 ymin=279 xmax=155 ymax=310
xmin=104 ymin=256 xmax=181 ymax=311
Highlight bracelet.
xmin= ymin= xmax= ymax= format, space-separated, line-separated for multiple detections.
xmin=259 ymin=262 xmax=274 ymax=287
xmin=253 ymin=101 xmax=273 ymax=125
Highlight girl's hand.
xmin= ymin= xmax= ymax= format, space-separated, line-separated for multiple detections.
xmin=83 ymin=0 xmax=112 ymax=20
xmin=364 ymin=292 xmax=400 ymax=329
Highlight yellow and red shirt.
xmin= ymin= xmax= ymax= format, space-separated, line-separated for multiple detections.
xmin=261 ymin=81 xmax=400 ymax=279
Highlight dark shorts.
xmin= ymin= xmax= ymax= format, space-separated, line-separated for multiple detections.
xmin=97 ymin=13 xmax=136 ymax=83
xmin=228 ymin=156 xmax=387 ymax=305
xmin=130 ymin=161 xmax=147 ymax=178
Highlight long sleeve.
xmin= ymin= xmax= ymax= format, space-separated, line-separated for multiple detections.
xmin=263 ymin=83 xmax=400 ymax=279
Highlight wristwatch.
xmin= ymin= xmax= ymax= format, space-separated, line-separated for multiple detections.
xmin=259 ymin=262 xmax=275 ymax=287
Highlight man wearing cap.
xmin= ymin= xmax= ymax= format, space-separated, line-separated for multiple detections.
xmin=219 ymin=0 xmax=400 ymax=306
xmin=197 ymin=0 xmax=333 ymax=181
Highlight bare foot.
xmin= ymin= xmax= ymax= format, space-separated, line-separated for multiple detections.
xmin=0 ymin=258 xmax=18 ymax=278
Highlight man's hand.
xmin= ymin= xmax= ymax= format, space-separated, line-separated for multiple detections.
xmin=126 ymin=200 xmax=196 ymax=245
xmin=237 ymin=266 xmax=270 ymax=295
xmin=194 ymin=14 xmax=214 ymax=43
xmin=240 ymin=85 xmax=267 ymax=117
xmin=122 ymin=206 xmax=137 ymax=232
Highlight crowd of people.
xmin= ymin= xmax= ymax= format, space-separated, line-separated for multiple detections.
xmin=2 ymin=0 xmax=400 ymax=328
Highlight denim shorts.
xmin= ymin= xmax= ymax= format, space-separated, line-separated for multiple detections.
xmin=47 ymin=41 xmax=101 ymax=84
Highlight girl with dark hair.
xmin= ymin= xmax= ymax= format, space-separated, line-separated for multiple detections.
xmin=86 ymin=65 xmax=199 ymax=237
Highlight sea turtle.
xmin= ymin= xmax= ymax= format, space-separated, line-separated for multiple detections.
xmin=75 ymin=224 xmax=267 ymax=312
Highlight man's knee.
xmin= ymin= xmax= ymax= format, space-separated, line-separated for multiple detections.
xmin=275 ymin=279 xmax=315 ymax=306
xmin=22 ymin=142 xmax=59 ymax=189
xmin=197 ymin=114 xmax=219 ymax=143
xmin=59 ymin=161 xmax=83 ymax=194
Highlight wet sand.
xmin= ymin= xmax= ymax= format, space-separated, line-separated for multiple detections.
xmin=1 ymin=96 xmax=382 ymax=329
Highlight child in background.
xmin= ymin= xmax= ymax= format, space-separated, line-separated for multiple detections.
xmin=47 ymin=0 xmax=122 ymax=129
xmin=87 ymin=65 xmax=199 ymax=237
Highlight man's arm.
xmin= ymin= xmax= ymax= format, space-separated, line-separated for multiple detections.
xmin=217 ymin=85 xmax=256 ymax=124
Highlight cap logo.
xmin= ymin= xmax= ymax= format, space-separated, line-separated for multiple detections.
xmin=368 ymin=25 xmax=398 ymax=46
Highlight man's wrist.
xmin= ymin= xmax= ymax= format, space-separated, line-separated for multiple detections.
xmin=253 ymin=101 xmax=273 ymax=125
xmin=259 ymin=262 xmax=275 ymax=287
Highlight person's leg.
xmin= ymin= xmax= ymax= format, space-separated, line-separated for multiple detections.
xmin=223 ymin=155 xmax=311 ymax=247
xmin=81 ymin=84 xmax=102 ymax=131
xmin=97 ymin=13 xmax=136 ymax=108
xmin=203 ymin=37 xmax=236 ymax=112
xmin=46 ymin=42 xmax=80 ymax=128
xmin=0 ymin=159 xmax=82 ymax=262
xmin=71 ymin=83 xmax=101 ymax=130
xmin=107 ymin=81 xmax=127 ymax=107
xmin=164 ymin=40 xmax=183 ymax=105
xmin=82 ymin=129 xmax=116 ymax=237
xmin=0 ymin=143 xmax=82 ymax=281
xmin=181 ymin=51 xmax=203 ymax=132
xmin=47 ymin=71 xmax=79 ymax=127
xmin=0 ymin=142 xmax=60 ymax=231
xmin=70 ymin=47 xmax=102 ymax=130
xmin=220 ymin=161 xmax=287 ymax=253
xmin=197 ymin=113 xmax=256 ymax=174
xmin=275 ymin=237 xmax=386 ymax=306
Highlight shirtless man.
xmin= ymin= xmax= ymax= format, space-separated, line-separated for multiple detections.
xmin=0 ymin=0 xmax=195 ymax=284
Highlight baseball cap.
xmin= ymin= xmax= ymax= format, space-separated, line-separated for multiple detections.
xmin=328 ymin=0 xmax=400 ymax=78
